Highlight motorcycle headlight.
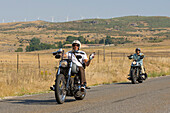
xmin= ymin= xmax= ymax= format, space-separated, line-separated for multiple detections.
xmin=60 ymin=61 xmax=68 ymax=67
xmin=132 ymin=61 xmax=137 ymax=65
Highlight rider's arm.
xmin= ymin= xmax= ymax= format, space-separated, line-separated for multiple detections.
xmin=63 ymin=54 xmax=67 ymax=58
xmin=64 ymin=51 xmax=71 ymax=59
xmin=140 ymin=53 xmax=145 ymax=59
xmin=84 ymin=59 xmax=91 ymax=66
xmin=128 ymin=54 xmax=134 ymax=59
xmin=84 ymin=52 xmax=95 ymax=66
xmin=83 ymin=52 xmax=93 ymax=67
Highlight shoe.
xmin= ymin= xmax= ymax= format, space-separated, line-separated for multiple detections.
xmin=81 ymin=85 xmax=85 ymax=91
xmin=50 ymin=85 xmax=55 ymax=91
xmin=127 ymin=77 xmax=131 ymax=80
xmin=144 ymin=73 xmax=148 ymax=80
xmin=141 ymin=74 xmax=145 ymax=80
xmin=86 ymin=86 xmax=91 ymax=89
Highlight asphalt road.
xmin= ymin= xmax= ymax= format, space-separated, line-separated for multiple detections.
xmin=0 ymin=76 xmax=170 ymax=113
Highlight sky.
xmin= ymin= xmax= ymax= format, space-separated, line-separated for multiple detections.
xmin=0 ymin=0 xmax=170 ymax=23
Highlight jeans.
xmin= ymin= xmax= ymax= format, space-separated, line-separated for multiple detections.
xmin=78 ymin=66 xmax=86 ymax=85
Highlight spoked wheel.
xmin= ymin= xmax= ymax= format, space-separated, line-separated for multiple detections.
xmin=55 ymin=74 xmax=66 ymax=104
xmin=131 ymin=68 xmax=138 ymax=84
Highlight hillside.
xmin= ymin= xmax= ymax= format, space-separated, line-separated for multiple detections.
xmin=0 ymin=16 xmax=170 ymax=52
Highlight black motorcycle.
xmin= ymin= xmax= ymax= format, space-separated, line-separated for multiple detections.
xmin=52 ymin=49 xmax=86 ymax=104
xmin=128 ymin=55 xmax=145 ymax=84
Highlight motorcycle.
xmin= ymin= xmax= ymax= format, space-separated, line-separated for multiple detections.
xmin=52 ymin=48 xmax=86 ymax=104
xmin=128 ymin=55 xmax=145 ymax=84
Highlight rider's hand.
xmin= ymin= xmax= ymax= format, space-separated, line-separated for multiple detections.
xmin=140 ymin=55 xmax=144 ymax=59
xmin=89 ymin=52 xmax=95 ymax=60
xmin=128 ymin=54 xmax=132 ymax=59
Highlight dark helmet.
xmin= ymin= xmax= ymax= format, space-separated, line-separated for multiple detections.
xmin=135 ymin=48 xmax=141 ymax=53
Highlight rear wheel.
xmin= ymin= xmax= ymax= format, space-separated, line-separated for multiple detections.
xmin=55 ymin=74 xmax=66 ymax=104
xmin=131 ymin=68 xmax=138 ymax=84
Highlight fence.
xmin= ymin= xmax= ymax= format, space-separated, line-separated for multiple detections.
xmin=1 ymin=50 xmax=170 ymax=97
xmin=0 ymin=50 xmax=170 ymax=74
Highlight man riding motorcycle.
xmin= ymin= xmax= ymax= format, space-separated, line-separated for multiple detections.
xmin=128 ymin=48 xmax=147 ymax=80
xmin=51 ymin=40 xmax=94 ymax=91
xmin=65 ymin=40 xmax=94 ymax=90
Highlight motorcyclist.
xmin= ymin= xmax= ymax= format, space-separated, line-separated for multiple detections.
xmin=128 ymin=48 xmax=147 ymax=80
xmin=50 ymin=40 xmax=94 ymax=91
xmin=65 ymin=40 xmax=94 ymax=90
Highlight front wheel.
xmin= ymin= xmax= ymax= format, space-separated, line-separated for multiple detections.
xmin=55 ymin=74 xmax=66 ymax=104
xmin=131 ymin=68 xmax=138 ymax=84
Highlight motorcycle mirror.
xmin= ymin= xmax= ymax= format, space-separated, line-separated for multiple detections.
xmin=52 ymin=48 xmax=63 ymax=55
xmin=52 ymin=51 xmax=58 ymax=55
xmin=57 ymin=48 xmax=63 ymax=53
xmin=55 ymin=54 xmax=61 ymax=59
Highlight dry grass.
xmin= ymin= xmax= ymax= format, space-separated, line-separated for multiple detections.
xmin=0 ymin=46 xmax=170 ymax=97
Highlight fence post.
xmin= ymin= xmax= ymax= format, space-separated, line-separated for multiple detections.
xmin=38 ymin=54 xmax=41 ymax=75
xmin=17 ymin=54 xmax=19 ymax=73
xmin=103 ymin=46 xmax=105 ymax=62
xmin=98 ymin=50 xmax=99 ymax=63
xmin=123 ymin=53 xmax=126 ymax=60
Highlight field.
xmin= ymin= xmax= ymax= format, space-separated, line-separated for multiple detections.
xmin=0 ymin=45 xmax=170 ymax=97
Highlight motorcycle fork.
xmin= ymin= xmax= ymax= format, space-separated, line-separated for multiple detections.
xmin=136 ymin=68 xmax=139 ymax=78
xmin=66 ymin=62 xmax=72 ymax=91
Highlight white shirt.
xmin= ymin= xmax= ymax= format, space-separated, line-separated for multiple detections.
xmin=66 ymin=50 xmax=88 ymax=67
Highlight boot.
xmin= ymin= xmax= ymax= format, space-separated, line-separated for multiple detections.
xmin=127 ymin=77 xmax=131 ymax=80
xmin=144 ymin=73 xmax=148 ymax=80
xmin=50 ymin=85 xmax=55 ymax=91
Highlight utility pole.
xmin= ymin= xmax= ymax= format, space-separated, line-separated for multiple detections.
xmin=66 ymin=16 xmax=69 ymax=22
xmin=52 ymin=17 xmax=54 ymax=22
xmin=103 ymin=38 xmax=105 ymax=62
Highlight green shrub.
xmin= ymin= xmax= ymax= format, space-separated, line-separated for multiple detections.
xmin=15 ymin=48 xmax=23 ymax=52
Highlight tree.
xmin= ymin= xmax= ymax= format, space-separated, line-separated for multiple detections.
xmin=26 ymin=38 xmax=57 ymax=52
xmin=15 ymin=48 xmax=23 ymax=52
xmin=99 ymin=39 xmax=104 ymax=44
xmin=105 ymin=36 xmax=113 ymax=44
xmin=30 ymin=37 xmax=40 ymax=45
xmin=57 ymin=41 xmax=63 ymax=48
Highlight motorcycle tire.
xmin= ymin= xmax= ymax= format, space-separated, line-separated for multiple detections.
xmin=131 ymin=69 xmax=138 ymax=84
xmin=55 ymin=74 xmax=66 ymax=104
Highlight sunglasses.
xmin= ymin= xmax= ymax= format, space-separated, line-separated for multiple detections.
xmin=72 ymin=44 xmax=79 ymax=47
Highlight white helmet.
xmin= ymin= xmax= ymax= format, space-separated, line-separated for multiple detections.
xmin=72 ymin=40 xmax=81 ymax=49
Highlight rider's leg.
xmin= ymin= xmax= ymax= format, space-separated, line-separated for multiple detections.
xmin=78 ymin=66 xmax=86 ymax=86
xmin=141 ymin=65 xmax=145 ymax=74
xmin=127 ymin=68 xmax=132 ymax=80
xmin=141 ymin=65 xmax=147 ymax=79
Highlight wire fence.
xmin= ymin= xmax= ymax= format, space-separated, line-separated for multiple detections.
xmin=0 ymin=50 xmax=170 ymax=74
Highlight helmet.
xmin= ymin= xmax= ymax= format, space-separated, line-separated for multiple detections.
xmin=135 ymin=48 xmax=141 ymax=53
xmin=72 ymin=40 xmax=81 ymax=49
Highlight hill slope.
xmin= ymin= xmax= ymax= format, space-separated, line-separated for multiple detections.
xmin=0 ymin=16 xmax=170 ymax=52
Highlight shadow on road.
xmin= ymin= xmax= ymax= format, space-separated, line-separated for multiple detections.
xmin=115 ymin=82 xmax=132 ymax=85
xmin=3 ymin=98 xmax=76 ymax=105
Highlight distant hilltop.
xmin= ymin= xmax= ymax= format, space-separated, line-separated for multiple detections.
xmin=0 ymin=16 xmax=170 ymax=52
